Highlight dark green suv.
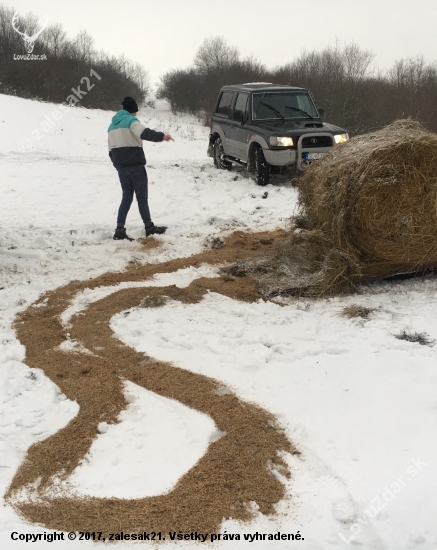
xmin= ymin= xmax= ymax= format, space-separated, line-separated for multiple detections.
xmin=207 ymin=83 xmax=348 ymax=185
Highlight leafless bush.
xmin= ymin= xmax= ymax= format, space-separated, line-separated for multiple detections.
xmin=157 ymin=69 xmax=202 ymax=114
xmin=393 ymin=330 xmax=435 ymax=346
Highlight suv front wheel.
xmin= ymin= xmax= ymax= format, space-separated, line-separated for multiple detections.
xmin=254 ymin=147 xmax=270 ymax=186
xmin=213 ymin=138 xmax=232 ymax=170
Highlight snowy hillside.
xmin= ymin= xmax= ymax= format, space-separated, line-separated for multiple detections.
xmin=1 ymin=94 xmax=437 ymax=550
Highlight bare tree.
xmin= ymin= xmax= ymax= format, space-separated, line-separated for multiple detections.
xmin=42 ymin=22 xmax=67 ymax=59
xmin=131 ymin=62 xmax=151 ymax=97
xmin=387 ymin=56 xmax=428 ymax=88
xmin=0 ymin=4 xmax=18 ymax=59
xmin=194 ymin=36 xmax=239 ymax=74
xmin=342 ymin=43 xmax=375 ymax=83
xmin=70 ymin=29 xmax=96 ymax=64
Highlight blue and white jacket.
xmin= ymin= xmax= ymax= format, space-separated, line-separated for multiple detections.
xmin=107 ymin=110 xmax=164 ymax=169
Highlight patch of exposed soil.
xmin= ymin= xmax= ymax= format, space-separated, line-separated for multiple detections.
xmin=7 ymin=229 xmax=297 ymax=538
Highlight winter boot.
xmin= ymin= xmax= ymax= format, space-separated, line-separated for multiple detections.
xmin=145 ymin=223 xmax=167 ymax=237
xmin=113 ymin=227 xmax=134 ymax=241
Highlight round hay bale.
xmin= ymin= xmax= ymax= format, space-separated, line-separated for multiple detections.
xmin=293 ymin=119 xmax=437 ymax=290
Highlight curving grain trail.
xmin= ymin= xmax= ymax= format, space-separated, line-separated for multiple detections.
xmin=6 ymin=230 xmax=297 ymax=538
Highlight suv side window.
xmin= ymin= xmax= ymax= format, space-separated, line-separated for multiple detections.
xmin=232 ymin=92 xmax=249 ymax=122
xmin=216 ymin=92 xmax=234 ymax=117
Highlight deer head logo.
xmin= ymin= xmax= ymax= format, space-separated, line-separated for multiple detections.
xmin=12 ymin=12 xmax=48 ymax=54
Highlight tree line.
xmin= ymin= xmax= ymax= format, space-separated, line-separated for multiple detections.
xmin=2 ymin=4 xmax=436 ymax=135
xmin=0 ymin=4 xmax=150 ymax=109
xmin=157 ymin=37 xmax=437 ymax=135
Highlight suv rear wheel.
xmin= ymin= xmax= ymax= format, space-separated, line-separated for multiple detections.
xmin=254 ymin=147 xmax=270 ymax=186
xmin=213 ymin=138 xmax=232 ymax=170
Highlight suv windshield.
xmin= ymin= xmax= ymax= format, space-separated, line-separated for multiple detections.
xmin=252 ymin=92 xmax=318 ymax=120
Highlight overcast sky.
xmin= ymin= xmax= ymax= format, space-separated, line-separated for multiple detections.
xmin=9 ymin=0 xmax=437 ymax=89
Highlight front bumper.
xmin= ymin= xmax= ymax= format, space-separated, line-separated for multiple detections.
xmin=264 ymin=148 xmax=297 ymax=166
xmin=263 ymin=133 xmax=335 ymax=170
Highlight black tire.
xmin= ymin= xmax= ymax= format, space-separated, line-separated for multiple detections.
xmin=254 ymin=147 xmax=270 ymax=186
xmin=213 ymin=138 xmax=232 ymax=170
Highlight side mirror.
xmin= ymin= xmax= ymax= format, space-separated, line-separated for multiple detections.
xmin=317 ymin=107 xmax=325 ymax=119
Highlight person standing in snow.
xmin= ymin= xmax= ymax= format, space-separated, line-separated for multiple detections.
xmin=108 ymin=96 xmax=174 ymax=241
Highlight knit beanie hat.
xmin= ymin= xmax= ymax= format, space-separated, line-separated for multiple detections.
xmin=122 ymin=96 xmax=138 ymax=113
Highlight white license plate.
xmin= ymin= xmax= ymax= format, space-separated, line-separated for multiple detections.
xmin=304 ymin=152 xmax=325 ymax=160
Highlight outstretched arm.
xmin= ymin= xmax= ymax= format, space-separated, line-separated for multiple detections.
xmin=141 ymin=129 xmax=173 ymax=142
xmin=139 ymin=127 xmax=165 ymax=142
xmin=130 ymin=121 xmax=174 ymax=142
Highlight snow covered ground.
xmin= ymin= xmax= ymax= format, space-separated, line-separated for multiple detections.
xmin=1 ymin=94 xmax=437 ymax=549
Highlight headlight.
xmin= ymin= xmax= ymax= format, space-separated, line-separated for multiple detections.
xmin=334 ymin=133 xmax=349 ymax=144
xmin=270 ymin=136 xmax=294 ymax=147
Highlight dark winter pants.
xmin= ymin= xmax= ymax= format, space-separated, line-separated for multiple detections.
xmin=116 ymin=165 xmax=152 ymax=228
